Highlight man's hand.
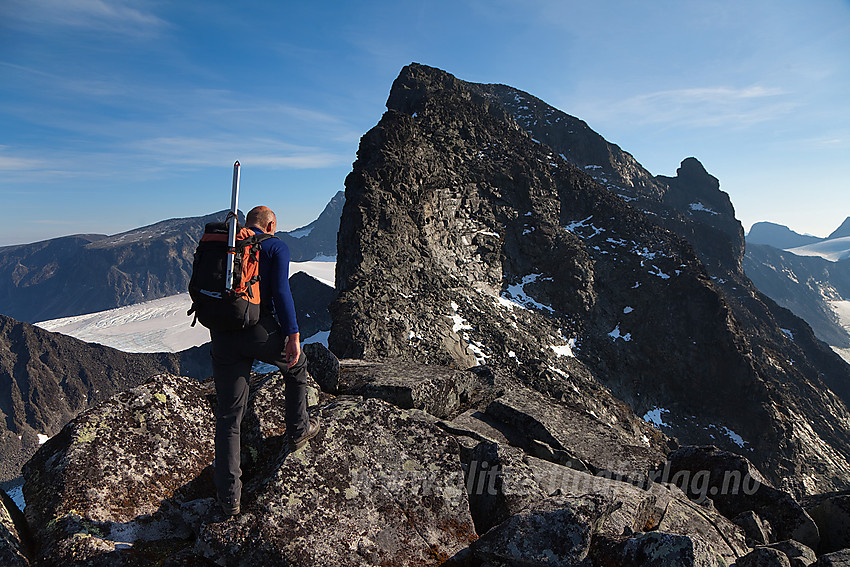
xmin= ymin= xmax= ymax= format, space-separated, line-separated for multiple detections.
xmin=285 ymin=332 xmax=301 ymax=369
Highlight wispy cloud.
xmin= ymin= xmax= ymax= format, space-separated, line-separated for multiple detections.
xmin=574 ymin=85 xmax=796 ymax=129
xmin=3 ymin=0 xmax=168 ymax=37
xmin=132 ymin=137 xmax=350 ymax=169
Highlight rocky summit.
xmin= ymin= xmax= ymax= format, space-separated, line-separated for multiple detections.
xmin=6 ymin=63 xmax=850 ymax=566
xmin=330 ymin=63 xmax=850 ymax=498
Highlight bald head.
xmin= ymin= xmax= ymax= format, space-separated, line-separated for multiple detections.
xmin=246 ymin=206 xmax=277 ymax=234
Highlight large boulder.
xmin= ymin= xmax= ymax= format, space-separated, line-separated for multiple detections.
xmin=338 ymin=359 xmax=484 ymax=419
xmin=761 ymin=540 xmax=818 ymax=567
xmin=802 ymin=490 xmax=850 ymax=554
xmin=195 ymin=396 xmax=477 ymax=566
xmin=484 ymin=387 xmax=666 ymax=483
xmin=471 ymin=494 xmax=608 ymax=566
xmin=22 ymin=373 xmax=216 ymax=565
xmin=666 ymin=446 xmax=820 ymax=549
xmin=815 ymin=550 xmax=850 ymax=567
xmin=464 ymin=438 xmax=747 ymax=564
xmin=591 ymin=531 xmax=742 ymax=567
xmin=737 ymin=547 xmax=793 ymax=567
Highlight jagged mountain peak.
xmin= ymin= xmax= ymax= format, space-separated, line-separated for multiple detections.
xmin=828 ymin=216 xmax=850 ymax=240
xmin=331 ymin=64 xmax=850 ymax=497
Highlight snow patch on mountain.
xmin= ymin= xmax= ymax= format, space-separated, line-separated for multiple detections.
xmin=35 ymin=261 xmax=336 ymax=353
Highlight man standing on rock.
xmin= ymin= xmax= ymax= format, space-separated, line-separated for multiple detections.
xmin=210 ymin=205 xmax=320 ymax=516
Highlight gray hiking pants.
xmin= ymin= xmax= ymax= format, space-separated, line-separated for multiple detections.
xmin=210 ymin=313 xmax=309 ymax=505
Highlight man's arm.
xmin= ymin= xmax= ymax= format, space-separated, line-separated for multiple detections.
xmin=267 ymin=239 xmax=300 ymax=367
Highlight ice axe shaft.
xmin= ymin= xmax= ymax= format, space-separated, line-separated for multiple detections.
xmin=225 ymin=161 xmax=240 ymax=293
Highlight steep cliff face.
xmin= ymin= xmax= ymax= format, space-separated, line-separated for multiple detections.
xmin=329 ymin=63 xmax=850 ymax=496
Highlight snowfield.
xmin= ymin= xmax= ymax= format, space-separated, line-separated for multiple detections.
xmin=36 ymin=261 xmax=336 ymax=353
xmin=786 ymin=236 xmax=850 ymax=262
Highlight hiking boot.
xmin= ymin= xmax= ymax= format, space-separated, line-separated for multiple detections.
xmin=218 ymin=495 xmax=240 ymax=517
xmin=288 ymin=416 xmax=321 ymax=451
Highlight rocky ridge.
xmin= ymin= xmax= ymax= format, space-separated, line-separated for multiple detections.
xmin=3 ymin=348 xmax=849 ymax=565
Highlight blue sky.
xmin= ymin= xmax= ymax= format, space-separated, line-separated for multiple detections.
xmin=1 ymin=0 xmax=848 ymax=246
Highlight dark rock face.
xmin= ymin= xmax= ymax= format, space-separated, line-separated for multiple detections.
xmin=666 ymin=446 xmax=820 ymax=550
xmin=289 ymin=271 xmax=335 ymax=339
xmin=0 ymin=314 xmax=207 ymax=484
xmin=329 ymin=63 xmax=850 ymax=496
xmin=802 ymin=490 xmax=850 ymax=554
xmin=277 ymin=190 xmax=345 ymax=261
xmin=1 ymin=488 xmax=30 ymax=566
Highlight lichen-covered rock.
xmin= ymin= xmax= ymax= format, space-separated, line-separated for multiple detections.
xmin=666 ymin=446 xmax=819 ymax=550
xmin=22 ymin=373 xmax=215 ymax=564
xmin=338 ymin=358 xmax=484 ymax=419
xmin=802 ymin=490 xmax=850 ymax=554
xmin=737 ymin=547 xmax=792 ymax=567
xmin=238 ymin=370 xmax=324 ymax=487
xmin=542 ymin=461 xmax=752 ymax=564
xmin=761 ymin=540 xmax=817 ymax=567
xmin=525 ymin=456 xmax=672 ymax=537
xmin=654 ymin=495 xmax=749 ymax=562
xmin=1 ymin=488 xmax=30 ymax=566
xmin=195 ymin=396 xmax=477 ymax=566
xmin=471 ymin=495 xmax=607 ymax=566
xmin=485 ymin=387 xmax=666 ymax=483
xmin=590 ymin=531 xmax=739 ymax=567
xmin=466 ymin=442 xmax=747 ymax=565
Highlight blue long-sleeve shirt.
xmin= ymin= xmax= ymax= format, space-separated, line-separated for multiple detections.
xmin=251 ymin=227 xmax=299 ymax=336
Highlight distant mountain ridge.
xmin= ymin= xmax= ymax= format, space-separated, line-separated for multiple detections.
xmin=743 ymin=217 xmax=850 ymax=364
xmin=278 ymin=190 xmax=344 ymax=261
xmin=0 ymin=200 xmax=341 ymax=323
xmin=747 ymin=221 xmax=824 ymax=249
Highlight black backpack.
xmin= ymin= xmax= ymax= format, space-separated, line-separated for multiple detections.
xmin=187 ymin=222 xmax=272 ymax=331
